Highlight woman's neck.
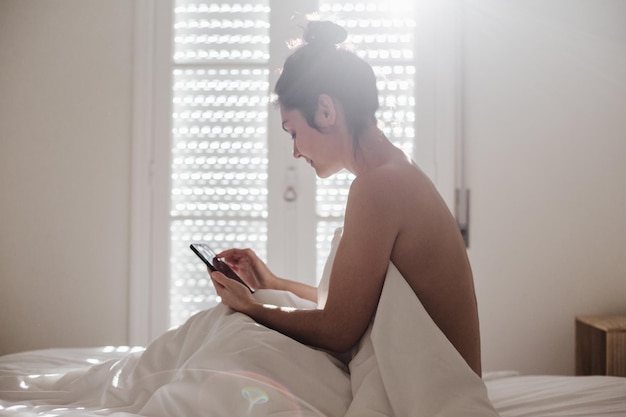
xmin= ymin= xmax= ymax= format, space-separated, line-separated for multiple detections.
xmin=347 ymin=125 xmax=408 ymax=176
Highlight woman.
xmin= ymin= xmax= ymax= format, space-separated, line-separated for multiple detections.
xmin=211 ymin=21 xmax=482 ymax=376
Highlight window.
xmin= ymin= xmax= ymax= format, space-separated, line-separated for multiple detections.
xmin=130 ymin=0 xmax=461 ymax=343
xmin=168 ymin=0 xmax=416 ymax=329
xmin=169 ymin=1 xmax=271 ymax=326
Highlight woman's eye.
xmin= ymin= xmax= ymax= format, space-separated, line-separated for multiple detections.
xmin=290 ymin=133 xmax=296 ymax=140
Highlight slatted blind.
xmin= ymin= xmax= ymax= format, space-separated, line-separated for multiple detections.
xmin=170 ymin=0 xmax=270 ymax=327
xmin=169 ymin=0 xmax=416 ymax=328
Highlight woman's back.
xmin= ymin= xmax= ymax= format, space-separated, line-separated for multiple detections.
xmin=383 ymin=159 xmax=481 ymax=375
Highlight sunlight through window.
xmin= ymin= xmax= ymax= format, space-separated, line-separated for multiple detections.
xmin=169 ymin=1 xmax=416 ymax=328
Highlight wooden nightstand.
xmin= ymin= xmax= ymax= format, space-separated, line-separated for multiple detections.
xmin=576 ymin=315 xmax=626 ymax=377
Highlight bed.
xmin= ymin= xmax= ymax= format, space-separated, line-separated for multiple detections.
xmin=2 ymin=299 xmax=625 ymax=417
xmin=2 ymin=231 xmax=625 ymax=416
xmin=2 ymin=346 xmax=625 ymax=416
xmin=485 ymin=371 xmax=626 ymax=416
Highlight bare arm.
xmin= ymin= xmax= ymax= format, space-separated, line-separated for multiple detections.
xmin=272 ymin=276 xmax=318 ymax=302
xmin=215 ymin=248 xmax=318 ymax=302
xmin=211 ymin=172 xmax=399 ymax=352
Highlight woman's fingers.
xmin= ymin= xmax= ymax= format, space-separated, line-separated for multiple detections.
xmin=215 ymin=248 xmax=246 ymax=261
xmin=210 ymin=271 xmax=231 ymax=290
xmin=210 ymin=270 xmax=253 ymax=309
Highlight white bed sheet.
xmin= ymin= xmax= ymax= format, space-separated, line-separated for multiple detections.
xmin=4 ymin=229 xmax=620 ymax=416
xmin=485 ymin=372 xmax=626 ymax=417
xmin=0 ymin=290 xmax=352 ymax=417
xmin=0 ymin=266 xmax=497 ymax=417
xmin=3 ymin=348 xmax=626 ymax=417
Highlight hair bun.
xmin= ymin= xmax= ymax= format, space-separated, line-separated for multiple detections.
xmin=303 ymin=21 xmax=347 ymax=47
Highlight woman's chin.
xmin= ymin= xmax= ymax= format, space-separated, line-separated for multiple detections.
xmin=314 ymin=166 xmax=339 ymax=179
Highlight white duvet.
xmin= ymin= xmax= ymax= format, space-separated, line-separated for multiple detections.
xmin=0 ymin=291 xmax=351 ymax=417
xmin=0 ymin=229 xmax=498 ymax=416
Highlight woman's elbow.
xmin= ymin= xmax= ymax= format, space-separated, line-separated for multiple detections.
xmin=318 ymin=326 xmax=362 ymax=353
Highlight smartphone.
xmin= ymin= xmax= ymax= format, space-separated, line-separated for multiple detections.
xmin=189 ymin=243 xmax=254 ymax=293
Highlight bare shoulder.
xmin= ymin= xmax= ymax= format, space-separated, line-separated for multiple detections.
xmin=347 ymin=160 xmax=441 ymax=227
xmin=340 ymin=159 xmax=437 ymax=262
xmin=348 ymin=160 xmax=423 ymax=204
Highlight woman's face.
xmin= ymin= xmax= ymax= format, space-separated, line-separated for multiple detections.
xmin=280 ymin=105 xmax=343 ymax=178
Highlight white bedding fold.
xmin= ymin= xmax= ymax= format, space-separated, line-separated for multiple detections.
xmin=346 ymin=262 xmax=499 ymax=417
xmin=0 ymin=291 xmax=351 ymax=417
xmin=1 ymin=229 xmax=499 ymax=416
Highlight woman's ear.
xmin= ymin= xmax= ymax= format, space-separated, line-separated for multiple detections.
xmin=315 ymin=94 xmax=336 ymax=128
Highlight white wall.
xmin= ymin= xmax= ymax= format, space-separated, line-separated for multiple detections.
xmin=464 ymin=0 xmax=626 ymax=374
xmin=0 ymin=1 xmax=133 ymax=355
xmin=0 ymin=0 xmax=624 ymax=375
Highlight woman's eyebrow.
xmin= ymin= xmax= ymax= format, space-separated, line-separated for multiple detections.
xmin=281 ymin=120 xmax=289 ymax=132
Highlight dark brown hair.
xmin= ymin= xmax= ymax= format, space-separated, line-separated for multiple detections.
xmin=274 ymin=21 xmax=379 ymax=142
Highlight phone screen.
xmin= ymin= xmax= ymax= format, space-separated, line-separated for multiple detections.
xmin=189 ymin=243 xmax=254 ymax=293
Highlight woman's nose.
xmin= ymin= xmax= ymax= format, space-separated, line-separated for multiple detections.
xmin=292 ymin=141 xmax=301 ymax=159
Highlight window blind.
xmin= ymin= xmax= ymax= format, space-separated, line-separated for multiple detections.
xmin=169 ymin=0 xmax=416 ymax=328
xmin=170 ymin=0 xmax=270 ymax=327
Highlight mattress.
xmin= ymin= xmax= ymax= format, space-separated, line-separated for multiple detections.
xmin=485 ymin=371 xmax=626 ymax=416
xmin=1 ymin=250 xmax=624 ymax=416
xmin=2 ymin=351 xmax=626 ymax=416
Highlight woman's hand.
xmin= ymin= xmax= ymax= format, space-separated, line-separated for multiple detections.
xmin=215 ymin=248 xmax=278 ymax=290
xmin=215 ymin=248 xmax=318 ymax=303
xmin=210 ymin=271 xmax=257 ymax=314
